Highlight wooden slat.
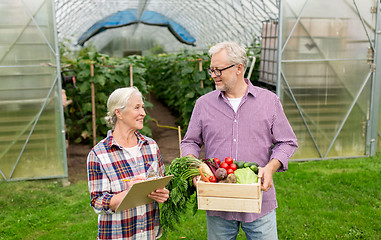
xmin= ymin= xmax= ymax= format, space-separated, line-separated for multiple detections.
xmin=197 ymin=196 xmax=262 ymax=213
xmin=197 ymin=182 xmax=261 ymax=199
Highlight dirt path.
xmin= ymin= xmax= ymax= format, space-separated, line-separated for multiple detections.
xmin=66 ymin=93 xmax=181 ymax=183
xmin=145 ymin=93 xmax=182 ymax=164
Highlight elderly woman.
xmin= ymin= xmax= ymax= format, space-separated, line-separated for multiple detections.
xmin=87 ymin=87 xmax=169 ymax=240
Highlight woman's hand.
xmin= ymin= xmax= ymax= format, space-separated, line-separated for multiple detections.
xmin=148 ymin=188 xmax=169 ymax=203
xmin=109 ymin=176 xmax=146 ymax=211
xmin=126 ymin=175 xmax=146 ymax=189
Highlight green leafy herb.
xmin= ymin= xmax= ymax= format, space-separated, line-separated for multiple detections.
xmin=160 ymin=156 xmax=202 ymax=233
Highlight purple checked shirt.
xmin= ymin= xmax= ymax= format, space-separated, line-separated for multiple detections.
xmin=181 ymin=79 xmax=298 ymax=222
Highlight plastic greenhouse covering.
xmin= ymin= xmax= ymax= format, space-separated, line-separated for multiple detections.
xmin=55 ymin=0 xmax=279 ymax=52
xmin=0 ymin=0 xmax=66 ymax=181
xmin=0 ymin=0 xmax=380 ymax=181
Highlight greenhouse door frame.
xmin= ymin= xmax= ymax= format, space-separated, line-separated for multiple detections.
xmin=371 ymin=1 xmax=381 ymax=156
xmin=0 ymin=0 xmax=67 ymax=181
xmin=277 ymin=0 xmax=381 ymax=159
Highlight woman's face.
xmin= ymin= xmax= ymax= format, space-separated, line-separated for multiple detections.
xmin=117 ymin=94 xmax=146 ymax=130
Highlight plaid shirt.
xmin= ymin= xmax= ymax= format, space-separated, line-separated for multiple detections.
xmin=87 ymin=130 xmax=165 ymax=240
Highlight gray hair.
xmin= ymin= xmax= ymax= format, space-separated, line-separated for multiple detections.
xmin=105 ymin=86 xmax=142 ymax=128
xmin=208 ymin=41 xmax=248 ymax=71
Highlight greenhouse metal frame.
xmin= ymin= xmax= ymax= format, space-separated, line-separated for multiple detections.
xmin=0 ymin=0 xmax=67 ymax=181
xmin=277 ymin=0 xmax=380 ymax=160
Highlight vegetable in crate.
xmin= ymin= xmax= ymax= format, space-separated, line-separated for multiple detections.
xmin=250 ymin=164 xmax=259 ymax=174
xmin=236 ymin=161 xmax=245 ymax=169
xmin=215 ymin=168 xmax=227 ymax=181
xmin=160 ymin=156 xmax=206 ymax=232
xmin=226 ymin=173 xmax=237 ymax=183
xmin=235 ymin=167 xmax=258 ymax=184
xmin=202 ymin=158 xmax=219 ymax=177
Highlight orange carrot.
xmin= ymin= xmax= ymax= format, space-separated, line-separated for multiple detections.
xmin=198 ymin=167 xmax=210 ymax=182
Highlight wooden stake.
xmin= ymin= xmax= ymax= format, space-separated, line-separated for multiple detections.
xmin=246 ymin=56 xmax=256 ymax=80
xmin=90 ymin=63 xmax=94 ymax=77
xmin=129 ymin=65 xmax=133 ymax=86
xmin=178 ymin=126 xmax=182 ymax=157
xmin=90 ymin=63 xmax=96 ymax=146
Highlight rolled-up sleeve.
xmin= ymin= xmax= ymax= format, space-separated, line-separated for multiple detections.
xmin=181 ymin=100 xmax=203 ymax=157
xmin=87 ymin=150 xmax=114 ymax=215
xmin=270 ymin=96 xmax=298 ymax=171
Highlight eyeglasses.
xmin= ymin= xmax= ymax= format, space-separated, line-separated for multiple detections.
xmin=207 ymin=64 xmax=237 ymax=77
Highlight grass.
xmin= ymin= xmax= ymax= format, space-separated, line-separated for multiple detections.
xmin=0 ymin=156 xmax=380 ymax=240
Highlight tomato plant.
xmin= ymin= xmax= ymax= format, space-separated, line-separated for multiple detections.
xmin=60 ymin=44 xmax=151 ymax=145
xmin=145 ymin=52 xmax=213 ymax=132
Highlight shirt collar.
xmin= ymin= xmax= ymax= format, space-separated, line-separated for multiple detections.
xmin=217 ymin=78 xmax=257 ymax=100
xmin=245 ymin=78 xmax=257 ymax=98
xmin=106 ymin=129 xmax=148 ymax=149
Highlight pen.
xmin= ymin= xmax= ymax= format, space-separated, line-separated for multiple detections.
xmin=122 ymin=179 xmax=130 ymax=182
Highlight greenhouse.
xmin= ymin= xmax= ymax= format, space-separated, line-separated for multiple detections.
xmin=0 ymin=0 xmax=380 ymax=181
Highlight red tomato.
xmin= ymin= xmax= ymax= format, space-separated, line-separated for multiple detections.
xmin=229 ymin=163 xmax=237 ymax=171
xmin=213 ymin=158 xmax=221 ymax=165
xmin=225 ymin=157 xmax=233 ymax=165
xmin=220 ymin=162 xmax=229 ymax=169
xmin=227 ymin=168 xmax=234 ymax=175
xmin=209 ymin=176 xmax=217 ymax=182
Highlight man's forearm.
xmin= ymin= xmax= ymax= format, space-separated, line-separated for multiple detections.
xmin=266 ymin=158 xmax=282 ymax=174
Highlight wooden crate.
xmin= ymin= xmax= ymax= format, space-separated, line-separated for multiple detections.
xmin=197 ymin=181 xmax=262 ymax=213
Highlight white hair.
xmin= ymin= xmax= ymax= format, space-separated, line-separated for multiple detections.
xmin=208 ymin=41 xmax=248 ymax=70
xmin=104 ymin=86 xmax=142 ymax=128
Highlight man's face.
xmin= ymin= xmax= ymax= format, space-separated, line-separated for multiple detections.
xmin=209 ymin=49 xmax=238 ymax=93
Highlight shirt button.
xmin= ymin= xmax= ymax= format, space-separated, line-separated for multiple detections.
xmin=233 ymin=139 xmax=237 ymax=142
xmin=234 ymin=119 xmax=237 ymax=122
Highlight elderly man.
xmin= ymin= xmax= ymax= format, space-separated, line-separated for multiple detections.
xmin=181 ymin=41 xmax=298 ymax=239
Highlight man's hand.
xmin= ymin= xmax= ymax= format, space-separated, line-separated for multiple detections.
xmin=192 ymin=175 xmax=201 ymax=187
xmin=257 ymin=159 xmax=281 ymax=192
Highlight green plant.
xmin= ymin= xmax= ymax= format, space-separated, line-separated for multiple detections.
xmin=145 ymin=45 xmax=261 ymax=134
xmin=145 ymin=51 xmax=213 ymax=131
xmin=60 ymin=44 xmax=151 ymax=144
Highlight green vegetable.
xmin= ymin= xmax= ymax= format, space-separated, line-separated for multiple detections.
xmin=243 ymin=162 xmax=254 ymax=168
xmin=236 ymin=161 xmax=245 ymax=169
xmin=160 ymin=156 xmax=202 ymax=233
xmin=234 ymin=167 xmax=258 ymax=184
xmin=250 ymin=164 xmax=259 ymax=174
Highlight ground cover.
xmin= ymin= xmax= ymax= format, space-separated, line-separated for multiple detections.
xmin=1 ymin=155 xmax=380 ymax=239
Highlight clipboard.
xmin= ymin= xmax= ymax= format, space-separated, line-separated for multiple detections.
xmin=115 ymin=175 xmax=173 ymax=212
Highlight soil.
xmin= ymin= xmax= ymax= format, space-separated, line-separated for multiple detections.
xmin=66 ymin=93 xmax=186 ymax=183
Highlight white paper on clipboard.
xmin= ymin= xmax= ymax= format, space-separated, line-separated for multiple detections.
xmin=115 ymin=175 xmax=173 ymax=212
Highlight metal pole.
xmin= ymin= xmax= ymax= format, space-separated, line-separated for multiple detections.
xmin=367 ymin=0 xmax=381 ymax=156
xmin=276 ymin=0 xmax=283 ymax=97
xmin=52 ymin=0 xmax=68 ymax=179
